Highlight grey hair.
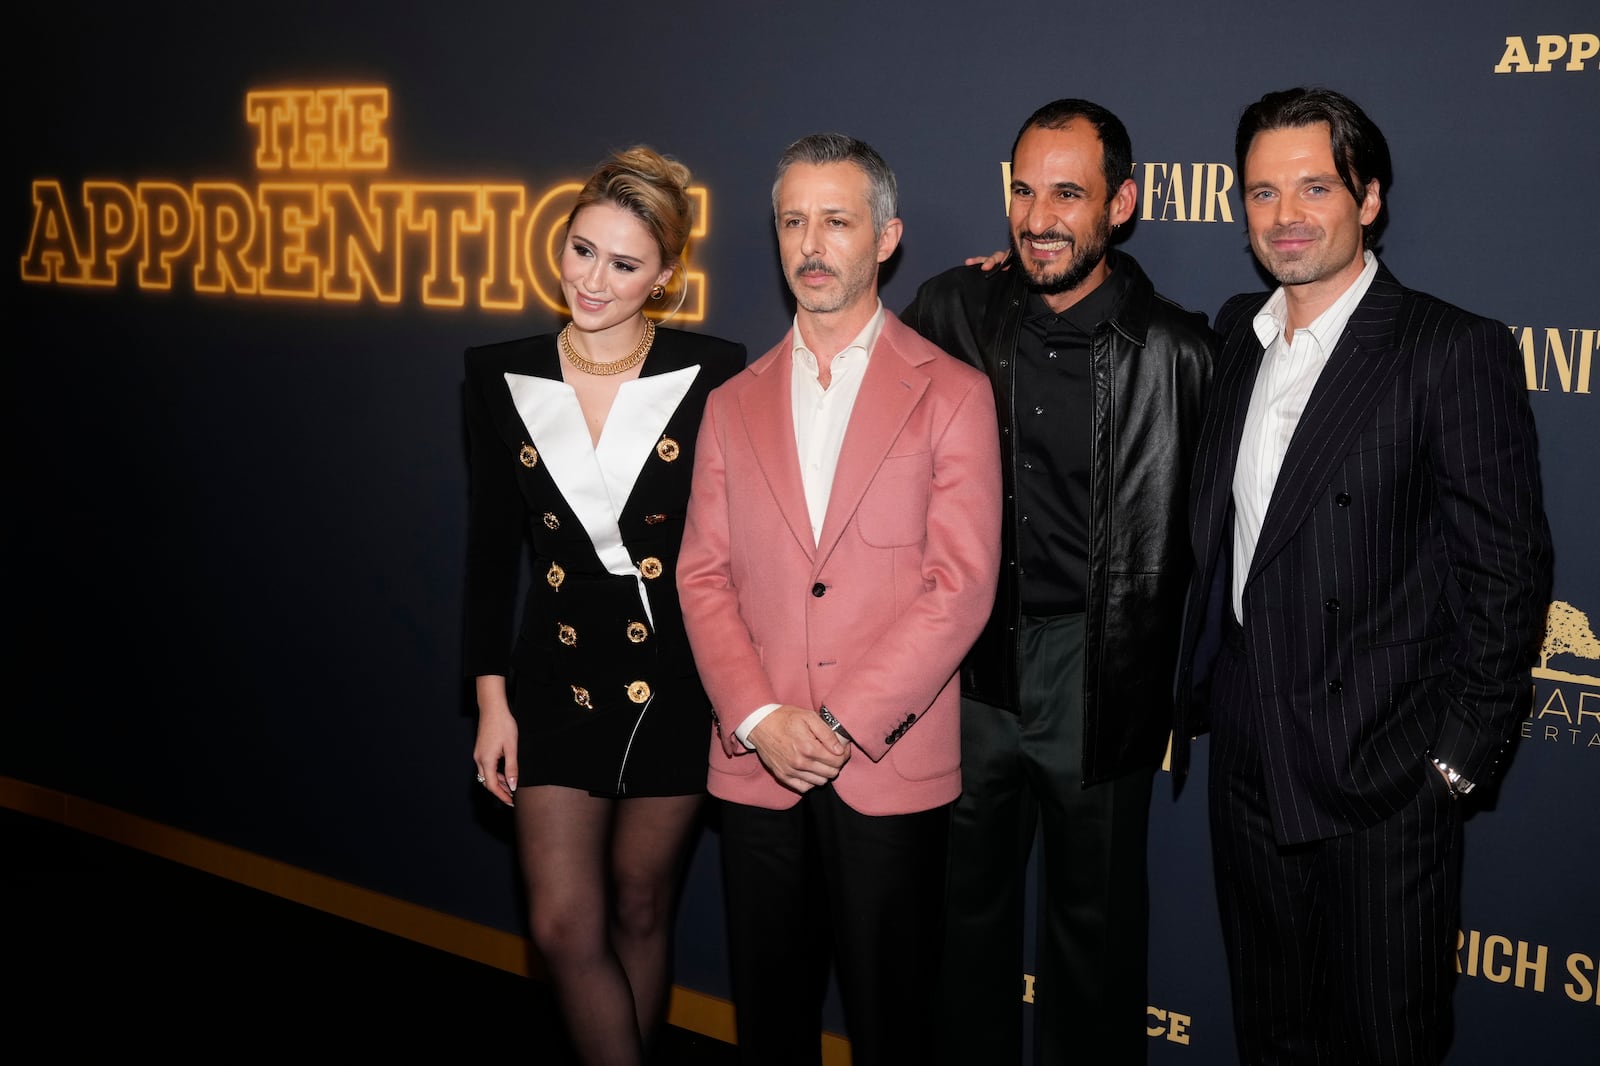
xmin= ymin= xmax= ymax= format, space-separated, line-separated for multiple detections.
xmin=770 ymin=132 xmax=899 ymax=236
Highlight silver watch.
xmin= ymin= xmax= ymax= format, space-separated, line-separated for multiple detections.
xmin=1430 ymin=756 xmax=1474 ymax=796
xmin=819 ymin=705 xmax=855 ymax=746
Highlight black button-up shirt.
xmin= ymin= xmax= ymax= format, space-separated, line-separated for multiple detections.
xmin=1013 ymin=262 xmax=1131 ymax=614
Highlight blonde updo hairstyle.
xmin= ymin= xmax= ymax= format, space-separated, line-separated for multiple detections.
xmin=565 ymin=146 xmax=695 ymax=317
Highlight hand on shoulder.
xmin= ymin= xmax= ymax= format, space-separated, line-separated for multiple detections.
xmin=964 ymin=249 xmax=1011 ymax=272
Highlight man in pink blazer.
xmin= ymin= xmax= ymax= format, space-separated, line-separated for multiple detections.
xmin=678 ymin=133 xmax=1002 ymax=1066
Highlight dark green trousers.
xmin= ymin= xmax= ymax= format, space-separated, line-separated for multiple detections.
xmin=937 ymin=614 xmax=1153 ymax=1065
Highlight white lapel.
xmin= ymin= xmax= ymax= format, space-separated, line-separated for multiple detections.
xmin=504 ymin=366 xmax=700 ymax=624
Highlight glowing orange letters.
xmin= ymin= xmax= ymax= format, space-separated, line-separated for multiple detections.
xmin=19 ymin=86 xmax=708 ymax=319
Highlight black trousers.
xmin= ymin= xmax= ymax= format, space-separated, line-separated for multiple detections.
xmin=937 ymin=614 xmax=1153 ymax=1066
xmin=1208 ymin=639 xmax=1464 ymax=1065
xmin=719 ymin=784 xmax=950 ymax=1066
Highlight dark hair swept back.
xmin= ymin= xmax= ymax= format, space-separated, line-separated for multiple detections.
xmin=1011 ymin=98 xmax=1134 ymax=199
xmin=1235 ymin=87 xmax=1392 ymax=243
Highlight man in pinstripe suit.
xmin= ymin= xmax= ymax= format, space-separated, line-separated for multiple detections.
xmin=1175 ymin=87 xmax=1553 ymax=1065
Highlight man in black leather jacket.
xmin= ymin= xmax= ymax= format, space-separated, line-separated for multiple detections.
xmin=900 ymin=98 xmax=1214 ymax=1066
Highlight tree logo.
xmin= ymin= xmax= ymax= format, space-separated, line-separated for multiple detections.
xmin=1536 ymin=601 xmax=1600 ymax=685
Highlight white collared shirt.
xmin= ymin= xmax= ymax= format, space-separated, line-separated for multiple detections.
xmin=790 ymin=302 xmax=885 ymax=544
xmin=734 ymin=302 xmax=886 ymax=746
xmin=1231 ymin=251 xmax=1378 ymax=620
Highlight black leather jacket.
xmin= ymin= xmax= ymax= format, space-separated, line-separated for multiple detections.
xmin=902 ymin=252 xmax=1215 ymax=784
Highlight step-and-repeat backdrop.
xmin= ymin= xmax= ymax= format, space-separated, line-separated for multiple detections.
xmin=7 ymin=2 xmax=1593 ymax=1061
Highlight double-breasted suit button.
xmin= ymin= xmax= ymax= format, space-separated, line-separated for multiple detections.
xmin=812 ymin=582 xmax=827 ymax=597
xmin=519 ymin=443 xmax=539 ymax=468
xmin=639 ymin=557 xmax=663 ymax=580
xmin=643 ymin=513 xmax=667 ymax=525
xmin=656 ymin=437 xmax=680 ymax=462
xmin=547 ymin=563 xmax=565 ymax=589
xmin=626 ymin=621 xmax=649 ymax=643
xmin=572 ymin=685 xmax=593 ymax=710
xmin=543 ymin=513 xmax=560 ymax=530
xmin=1335 ymin=492 xmax=1351 ymax=507
xmin=627 ymin=681 xmax=651 ymax=703
xmin=1325 ymin=598 xmax=1341 ymax=613
xmin=557 ymin=623 xmax=577 ymax=646
xmin=1327 ymin=679 xmax=1343 ymax=695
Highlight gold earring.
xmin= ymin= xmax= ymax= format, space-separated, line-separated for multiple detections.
xmin=649 ymin=284 xmax=665 ymax=300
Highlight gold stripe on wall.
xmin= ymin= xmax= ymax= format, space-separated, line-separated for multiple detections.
xmin=2 ymin=776 xmax=853 ymax=1062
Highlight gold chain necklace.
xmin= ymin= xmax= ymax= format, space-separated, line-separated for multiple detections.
xmin=560 ymin=318 xmax=655 ymax=376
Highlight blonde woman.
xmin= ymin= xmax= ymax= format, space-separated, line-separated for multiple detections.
xmin=464 ymin=146 xmax=744 ymax=1065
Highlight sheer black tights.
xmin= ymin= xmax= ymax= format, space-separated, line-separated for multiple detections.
xmin=513 ymin=786 xmax=703 ymax=1066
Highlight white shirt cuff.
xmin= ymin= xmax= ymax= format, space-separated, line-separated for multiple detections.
xmin=734 ymin=703 xmax=781 ymax=749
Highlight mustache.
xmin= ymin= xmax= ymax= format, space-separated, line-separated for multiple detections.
xmin=1017 ymin=229 xmax=1074 ymax=247
xmin=1265 ymin=225 xmax=1321 ymax=241
xmin=793 ymin=257 xmax=836 ymax=278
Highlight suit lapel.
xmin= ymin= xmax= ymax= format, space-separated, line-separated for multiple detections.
xmin=815 ymin=327 xmax=928 ymax=566
xmin=737 ymin=340 xmax=816 ymax=560
xmin=487 ymin=336 xmax=562 ymax=448
xmin=1247 ymin=270 xmax=1406 ymax=583
xmin=1194 ymin=305 xmax=1267 ymax=570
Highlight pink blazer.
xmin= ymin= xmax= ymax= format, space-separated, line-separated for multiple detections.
xmin=677 ymin=312 xmax=1002 ymax=814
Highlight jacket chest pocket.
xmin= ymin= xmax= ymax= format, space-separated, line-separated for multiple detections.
xmin=857 ymin=451 xmax=932 ymax=547
xmin=1349 ymin=415 xmax=1413 ymax=455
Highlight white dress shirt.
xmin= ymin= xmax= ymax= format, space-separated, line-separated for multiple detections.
xmin=735 ymin=303 xmax=886 ymax=745
xmin=1231 ymin=251 xmax=1378 ymax=620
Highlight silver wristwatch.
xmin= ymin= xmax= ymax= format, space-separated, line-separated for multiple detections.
xmin=1430 ymin=756 xmax=1474 ymax=796
xmin=819 ymin=704 xmax=855 ymax=746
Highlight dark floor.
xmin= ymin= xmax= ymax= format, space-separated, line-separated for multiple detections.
xmin=0 ymin=806 xmax=738 ymax=1062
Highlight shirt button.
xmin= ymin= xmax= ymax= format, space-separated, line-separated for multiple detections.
xmin=1047 ymin=351 xmax=1058 ymax=359
xmin=999 ymin=359 xmax=1009 ymax=367
xmin=1034 ymin=406 xmax=1044 ymax=415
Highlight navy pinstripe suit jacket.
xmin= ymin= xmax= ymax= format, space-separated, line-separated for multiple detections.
xmin=1175 ymin=263 xmax=1553 ymax=844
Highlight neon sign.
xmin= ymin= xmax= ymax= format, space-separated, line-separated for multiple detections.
xmin=18 ymin=86 xmax=710 ymax=319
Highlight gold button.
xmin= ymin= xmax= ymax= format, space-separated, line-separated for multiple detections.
xmin=626 ymin=621 xmax=648 ymax=643
xmin=571 ymin=685 xmax=593 ymax=710
xmin=519 ymin=442 xmax=539 ymax=468
xmin=557 ymin=623 xmax=576 ymax=647
xmin=547 ymin=562 xmax=565 ymax=589
xmin=656 ymin=437 xmax=681 ymax=462
xmin=543 ymin=512 xmax=560 ymax=530
xmin=643 ymin=513 xmax=667 ymax=525
xmin=638 ymin=557 xmax=663 ymax=579
xmin=627 ymin=681 xmax=651 ymax=703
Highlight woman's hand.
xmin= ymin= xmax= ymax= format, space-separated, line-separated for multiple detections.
xmin=473 ymin=675 xmax=518 ymax=807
